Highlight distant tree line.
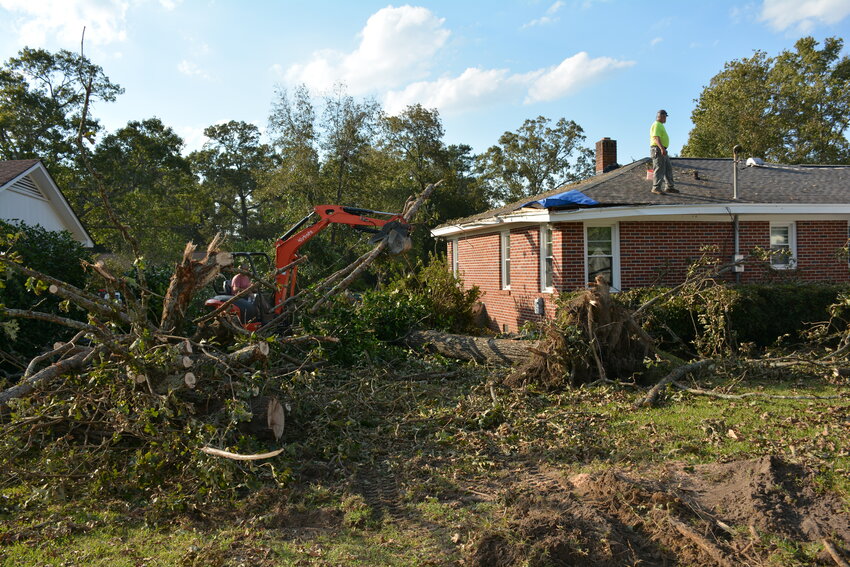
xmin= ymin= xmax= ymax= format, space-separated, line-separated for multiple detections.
xmin=0 ymin=47 xmax=595 ymax=267
xmin=2 ymin=36 xmax=847 ymax=266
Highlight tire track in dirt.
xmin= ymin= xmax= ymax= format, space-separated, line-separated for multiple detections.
xmin=351 ymin=464 xmax=405 ymax=522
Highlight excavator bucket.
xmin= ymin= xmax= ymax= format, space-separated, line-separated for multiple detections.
xmin=368 ymin=220 xmax=412 ymax=254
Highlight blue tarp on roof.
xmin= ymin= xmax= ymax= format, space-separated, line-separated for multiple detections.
xmin=521 ymin=189 xmax=598 ymax=209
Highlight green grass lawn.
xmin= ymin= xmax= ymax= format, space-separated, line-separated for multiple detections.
xmin=2 ymin=360 xmax=848 ymax=566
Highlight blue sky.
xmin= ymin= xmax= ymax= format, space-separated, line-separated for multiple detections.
xmin=1 ymin=0 xmax=850 ymax=165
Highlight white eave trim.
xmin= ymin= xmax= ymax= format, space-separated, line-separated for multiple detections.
xmin=1 ymin=162 xmax=94 ymax=248
xmin=0 ymin=162 xmax=41 ymax=193
xmin=431 ymin=203 xmax=850 ymax=238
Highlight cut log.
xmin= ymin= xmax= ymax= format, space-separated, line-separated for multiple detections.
xmin=226 ymin=342 xmax=270 ymax=365
xmin=405 ymin=330 xmax=535 ymax=366
xmin=238 ymin=395 xmax=288 ymax=440
xmin=267 ymin=397 xmax=285 ymax=441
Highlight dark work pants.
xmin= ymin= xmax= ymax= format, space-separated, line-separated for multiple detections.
xmin=650 ymin=146 xmax=675 ymax=192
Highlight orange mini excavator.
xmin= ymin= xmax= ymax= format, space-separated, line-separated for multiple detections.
xmin=204 ymin=205 xmax=412 ymax=331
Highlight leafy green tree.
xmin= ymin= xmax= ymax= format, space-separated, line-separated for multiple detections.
xmin=682 ymin=51 xmax=778 ymax=160
xmin=0 ymin=47 xmax=122 ymax=179
xmin=321 ymin=85 xmax=381 ymax=207
xmin=476 ymin=116 xmax=594 ymax=203
xmin=190 ymin=121 xmax=278 ymax=240
xmin=771 ymin=37 xmax=850 ymax=163
xmin=684 ymin=37 xmax=850 ymax=163
xmin=266 ymin=84 xmax=322 ymax=216
xmin=83 ymin=118 xmax=203 ymax=260
xmin=380 ymin=104 xmax=488 ymax=224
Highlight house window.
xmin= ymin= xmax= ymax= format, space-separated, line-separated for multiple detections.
xmin=586 ymin=225 xmax=616 ymax=286
xmin=501 ymin=231 xmax=511 ymax=289
xmin=770 ymin=222 xmax=796 ymax=269
xmin=540 ymin=225 xmax=554 ymax=292
xmin=451 ymin=239 xmax=459 ymax=275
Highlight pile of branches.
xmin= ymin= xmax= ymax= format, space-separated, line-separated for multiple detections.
xmin=506 ymin=276 xmax=654 ymax=389
xmin=0 ymin=172 xmax=439 ymax=508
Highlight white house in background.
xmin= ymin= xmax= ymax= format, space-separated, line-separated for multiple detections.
xmin=0 ymin=159 xmax=93 ymax=247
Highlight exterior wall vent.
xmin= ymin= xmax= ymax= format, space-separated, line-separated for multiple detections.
xmin=10 ymin=175 xmax=46 ymax=200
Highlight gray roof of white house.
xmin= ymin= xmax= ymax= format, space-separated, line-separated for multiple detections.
xmin=0 ymin=159 xmax=40 ymax=186
xmin=439 ymin=157 xmax=850 ymax=229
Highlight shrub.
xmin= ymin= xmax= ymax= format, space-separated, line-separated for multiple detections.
xmin=384 ymin=256 xmax=481 ymax=334
xmin=618 ymin=282 xmax=848 ymax=355
xmin=300 ymin=255 xmax=481 ymax=364
xmin=0 ymin=221 xmax=92 ymax=373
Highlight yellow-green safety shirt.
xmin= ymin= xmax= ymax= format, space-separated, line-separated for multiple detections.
xmin=650 ymin=121 xmax=669 ymax=148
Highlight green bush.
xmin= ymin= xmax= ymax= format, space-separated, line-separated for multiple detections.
xmin=384 ymin=256 xmax=481 ymax=334
xmin=0 ymin=221 xmax=93 ymax=374
xmin=618 ymin=283 xmax=848 ymax=354
xmin=730 ymin=283 xmax=846 ymax=346
xmin=300 ymin=255 xmax=480 ymax=364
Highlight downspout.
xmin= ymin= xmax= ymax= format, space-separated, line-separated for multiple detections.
xmin=733 ymin=214 xmax=741 ymax=284
xmin=732 ymin=145 xmax=742 ymax=283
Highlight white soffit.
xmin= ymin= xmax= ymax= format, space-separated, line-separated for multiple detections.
xmin=431 ymin=204 xmax=850 ymax=238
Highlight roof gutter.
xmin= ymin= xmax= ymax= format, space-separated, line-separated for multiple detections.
xmin=431 ymin=203 xmax=850 ymax=238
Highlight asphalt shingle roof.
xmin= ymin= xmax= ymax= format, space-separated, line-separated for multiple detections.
xmin=0 ymin=159 xmax=39 ymax=186
xmin=442 ymin=157 xmax=850 ymax=228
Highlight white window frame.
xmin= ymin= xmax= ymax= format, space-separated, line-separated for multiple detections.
xmin=501 ymin=230 xmax=511 ymax=289
xmin=769 ymin=221 xmax=797 ymax=270
xmin=540 ymin=224 xmax=555 ymax=293
xmin=451 ymin=238 xmax=459 ymax=276
xmin=584 ymin=222 xmax=620 ymax=290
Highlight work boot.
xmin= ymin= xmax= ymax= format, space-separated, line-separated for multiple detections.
xmin=666 ymin=187 xmax=680 ymax=193
xmin=651 ymin=188 xmax=663 ymax=194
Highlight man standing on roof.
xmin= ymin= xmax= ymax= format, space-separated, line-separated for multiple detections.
xmin=649 ymin=109 xmax=679 ymax=194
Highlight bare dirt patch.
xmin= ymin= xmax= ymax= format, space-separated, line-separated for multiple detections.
xmin=468 ymin=455 xmax=850 ymax=566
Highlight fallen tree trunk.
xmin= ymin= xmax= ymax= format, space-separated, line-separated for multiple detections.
xmin=159 ymin=234 xmax=230 ymax=333
xmin=0 ymin=348 xmax=96 ymax=411
xmin=404 ymin=330 xmax=535 ymax=366
xmin=634 ymin=359 xmax=715 ymax=408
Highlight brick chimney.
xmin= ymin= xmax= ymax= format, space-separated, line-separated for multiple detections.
xmin=595 ymin=137 xmax=617 ymax=174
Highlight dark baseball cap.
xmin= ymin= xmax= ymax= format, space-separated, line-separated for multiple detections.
xmin=657 ymin=109 xmax=668 ymax=116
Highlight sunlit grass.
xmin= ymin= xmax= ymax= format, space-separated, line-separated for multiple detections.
xmin=2 ymin=359 xmax=848 ymax=565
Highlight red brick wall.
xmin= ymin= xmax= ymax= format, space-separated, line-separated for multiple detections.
xmin=450 ymin=219 xmax=850 ymax=332
xmin=796 ymin=220 xmax=849 ymax=281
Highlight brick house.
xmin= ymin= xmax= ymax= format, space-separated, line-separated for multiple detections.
xmin=431 ymin=139 xmax=850 ymax=332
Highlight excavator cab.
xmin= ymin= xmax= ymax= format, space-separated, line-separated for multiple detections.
xmin=206 ymin=252 xmax=274 ymax=331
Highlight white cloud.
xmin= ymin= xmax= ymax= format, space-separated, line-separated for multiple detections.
xmin=650 ymin=37 xmax=663 ymax=47
xmin=760 ymin=0 xmax=850 ymax=31
xmin=282 ymin=5 xmax=450 ymax=94
xmin=525 ymin=52 xmax=635 ymax=103
xmin=177 ymin=59 xmax=210 ymax=80
xmin=384 ymin=67 xmax=526 ymax=115
xmin=0 ymin=0 xmax=130 ymax=46
xmin=176 ymin=124 xmax=208 ymax=155
xmin=522 ymin=0 xmax=564 ymax=28
xmin=384 ymin=52 xmax=634 ymax=114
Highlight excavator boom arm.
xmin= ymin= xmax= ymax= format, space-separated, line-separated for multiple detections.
xmin=273 ymin=205 xmax=409 ymax=309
